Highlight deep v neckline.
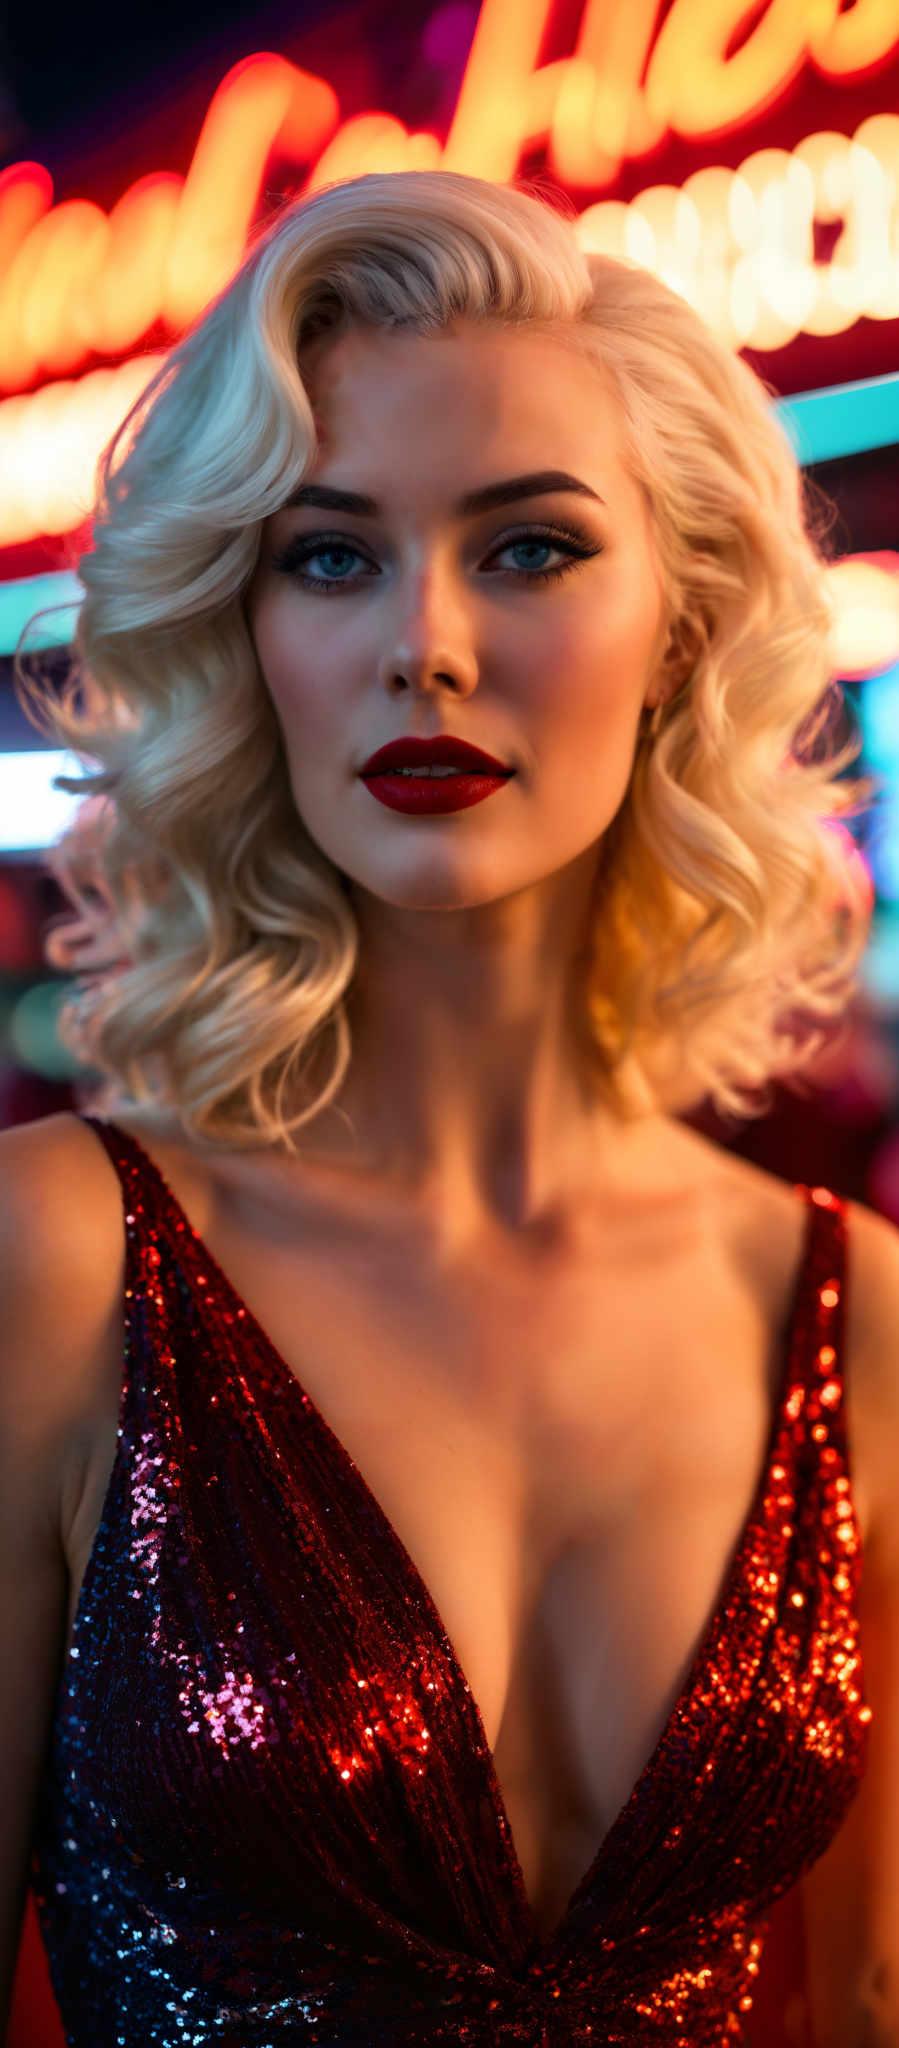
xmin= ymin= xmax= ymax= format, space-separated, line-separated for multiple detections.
xmin=87 ymin=1115 xmax=818 ymax=1962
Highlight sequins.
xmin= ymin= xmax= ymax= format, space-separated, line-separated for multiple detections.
xmin=29 ymin=1123 xmax=872 ymax=2046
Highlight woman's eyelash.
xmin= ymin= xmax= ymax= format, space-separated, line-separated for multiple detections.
xmin=269 ymin=523 xmax=603 ymax=593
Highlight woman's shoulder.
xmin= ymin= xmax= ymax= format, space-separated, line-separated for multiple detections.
xmin=49 ymin=1103 xmax=219 ymax=1218
xmin=0 ymin=1111 xmax=132 ymax=1560
xmin=683 ymin=1124 xmax=896 ymax=1559
xmin=0 ymin=1109 xmax=129 ymax=1252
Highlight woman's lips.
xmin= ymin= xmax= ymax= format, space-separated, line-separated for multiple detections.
xmin=359 ymin=770 xmax=515 ymax=815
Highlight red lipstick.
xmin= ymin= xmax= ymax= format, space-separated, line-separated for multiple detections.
xmin=359 ymin=733 xmax=516 ymax=815
xmin=361 ymin=772 xmax=514 ymax=815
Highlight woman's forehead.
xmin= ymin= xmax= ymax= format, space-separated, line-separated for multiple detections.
xmin=298 ymin=329 xmax=628 ymax=493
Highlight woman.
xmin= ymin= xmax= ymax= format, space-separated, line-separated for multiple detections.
xmin=2 ymin=168 xmax=893 ymax=2046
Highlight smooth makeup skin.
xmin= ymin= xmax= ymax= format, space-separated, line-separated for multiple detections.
xmin=246 ymin=323 xmax=685 ymax=1245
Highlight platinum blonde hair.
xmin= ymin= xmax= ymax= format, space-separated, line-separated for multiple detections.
xmin=17 ymin=169 xmax=878 ymax=1151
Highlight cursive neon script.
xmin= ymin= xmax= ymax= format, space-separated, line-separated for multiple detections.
xmin=1 ymin=0 xmax=897 ymax=398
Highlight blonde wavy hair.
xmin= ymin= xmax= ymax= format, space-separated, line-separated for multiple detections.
xmin=16 ymin=168 xmax=879 ymax=1152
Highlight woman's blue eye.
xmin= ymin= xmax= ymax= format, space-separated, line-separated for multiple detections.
xmin=270 ymin=526 xmax=602 ymax=593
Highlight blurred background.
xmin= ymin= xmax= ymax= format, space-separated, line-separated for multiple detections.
xmin=2 ymin=0 xmax=899 ymax=2041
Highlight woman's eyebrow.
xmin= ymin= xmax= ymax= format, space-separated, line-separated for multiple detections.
xmin=282 ymin=469 xmax=606 ymax=519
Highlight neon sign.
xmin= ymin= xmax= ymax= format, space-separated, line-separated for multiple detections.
xmin=2 ymin=0 xmax=898 ymax=546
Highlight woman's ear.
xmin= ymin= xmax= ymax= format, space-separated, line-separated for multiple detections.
xmin=659 ymin=616 xmax=702 ymax=698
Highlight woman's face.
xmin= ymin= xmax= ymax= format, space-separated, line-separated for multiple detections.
xmin=247 ymin=321 xmax=671 ymax=912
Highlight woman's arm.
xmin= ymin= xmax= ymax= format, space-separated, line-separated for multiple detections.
xmin=0 ymin=1118 xmax=109 ymax=2035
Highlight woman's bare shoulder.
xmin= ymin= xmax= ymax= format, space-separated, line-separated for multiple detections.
xmin=30 ymin=1102 xmax=217 ymax=1211
xmin=684 ymin=1128 xmax=897 ymax=1544
xmin=0 ymin=1108 xmax=126 ymax=1225
xmin=0 ymin=1111 xmax=132 ymax=1555
xmin=0 ymin=1106 xmax=132 ymax=1330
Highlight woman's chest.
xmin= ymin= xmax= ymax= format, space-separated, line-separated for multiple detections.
xmin=64 ymin=1153 xmax=842 ymax=1938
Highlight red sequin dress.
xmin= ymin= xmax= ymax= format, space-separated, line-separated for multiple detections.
xmin=30 ymin=1115 xmax=872 ymax=2045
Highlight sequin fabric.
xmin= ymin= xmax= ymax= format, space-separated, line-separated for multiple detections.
xmin=30 ymin=1115 xmax=872 ymax=2046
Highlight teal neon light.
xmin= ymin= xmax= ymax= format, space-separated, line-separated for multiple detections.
xmin=1 ymin=570 xmax=84 ymax=657
xmin=1 ymin=370 xmax=897 ymax=655
xmin=776 ymin=369 xmax=899 ymax=465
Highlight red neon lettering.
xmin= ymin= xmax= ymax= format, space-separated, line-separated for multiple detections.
xmin=0 ymin=0 xmax=897 ymax=401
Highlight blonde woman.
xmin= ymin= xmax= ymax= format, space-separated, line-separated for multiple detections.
xmin=2 ymin=170 xmax=898 ymax=2048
